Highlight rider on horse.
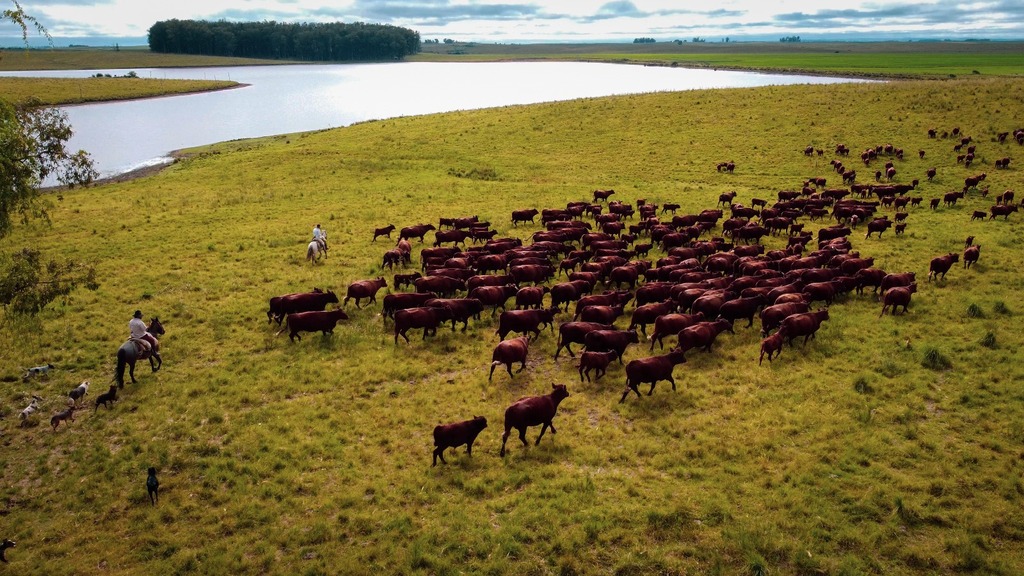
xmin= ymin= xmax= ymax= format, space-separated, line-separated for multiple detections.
xmin=129 ymin=310 xmax=158 ymax=356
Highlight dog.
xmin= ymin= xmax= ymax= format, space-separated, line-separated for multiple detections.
xmin=146 ymin=468 xmax=159 ymax=505
xmin=94 ymin=385 xmax=118 ymax=411
xmin=68 ymin=380 xmax=90 ymax=406
xmin=0 ymin=538 xmax=14 ymax=562
xmin=22 ymin=363 xmax=54 ymax=382
xmin=19 ymin=395 xmax=42 ymax=424
xmin=50 ymin=406 xmax=75 ymax=430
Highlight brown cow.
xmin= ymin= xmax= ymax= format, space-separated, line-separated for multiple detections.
xmin=880 ymin=284 xmax=917 ymax=316
xmin=469 ymin=285 xmax=519 ymax=316
xmin=928 ymin=253 xmax=959 ymax=281
xmin=496 ymin=308 xmax=558 ymax=340
xmin=759 ymin=328 xmax=787 ymax=365
xmin=780 ymin=309 xmax=830 ymax=346
xmin=620 ymin=348 xmax=687 ymax=402
xmin=432 ymin=416 xmax=487 ymax=466
xmin=515 ymin=285 xmax=550 ymax=310
xmin=963 ymin=245 xmax=981 ymax=269
xmin=990 ymin=204 xmax=1019 ymax=220
xmin=717 ymin=295 xmax=766 ymax=328
xmin=278 ymin=308 xmax=350 ymax=342
xmin=628 ymin=301 xmax=676 ymax=336
xmin=400 ymin=223 xmax=436 ymax=242
xmin=344 ymin=277 xmax=388 ymax=308
xmin=490 ymin=336 xmax=530 ymax=380
xmin=394 ymin=306 xmax=452 ymax=344
xmin=426 ymin=298 xmax=483 ymax=332
xmin=414 ymin=275 xmax=466 ymax=298
xmin=372 ymin=224 xmax=395 ymax=241
xmin=512 ymin=208 xmax=539 ymax=225
xmin=578 ymin=350 xmax=618 ymax=382
xmin=382 ymin=291 xmax=436 ymax=322
xmin=760 ymin=301 xmax=810 ymax=336
xmin=676 ymin=319 xmax=734 ymax=358
xmin=500 ymin=384 xmax=570 ymax=457
xmin=584 ymin=329 xmax=640 ymax=364
xmin=554 ymin=321 xmax=614 ymax=359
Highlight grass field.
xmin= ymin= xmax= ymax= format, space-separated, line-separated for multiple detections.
xmin=1 ymin=74 xmax=1023 ymax=574
xmin=0 ymin=46 xmax=296 ymax=71
xmin=413 ymin=41 xmax=1024 ymax=77
xmin=0 ymin=76 xmax=239 ymax=106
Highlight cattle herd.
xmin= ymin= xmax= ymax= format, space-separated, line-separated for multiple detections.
xmin=267 ymin=124 xmax=1018 ymax=465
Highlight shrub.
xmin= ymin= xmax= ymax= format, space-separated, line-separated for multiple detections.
xmin=993 ymin=301 xmax=1012 ymax=315
xmin=980 ymin=331 xmax=997 ymax=349
xmin=921 ymin=347 xmax=952 ymax=371
xmin=966 ymin=303 xmax=984 ymax=318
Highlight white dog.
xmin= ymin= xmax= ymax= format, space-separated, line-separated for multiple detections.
xmin=22 ymin=364 xmax=54 ymax=382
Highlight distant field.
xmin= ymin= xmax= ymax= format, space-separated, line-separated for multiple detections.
xmin=0 ymin=76 xmax=239 ymax=105
xmin=413 ymin=41 xmax=1024 ymax=77
xmin=0 ymin=46 xmax=297 ymax=71
xmin=2 ymin=75 xmax=1023 ymax=575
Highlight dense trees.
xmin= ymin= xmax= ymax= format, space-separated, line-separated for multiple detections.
xmin=148 ymin=20 xmax=420 ymax=61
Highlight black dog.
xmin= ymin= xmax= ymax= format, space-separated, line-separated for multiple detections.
xmin=1 ymin=539 xmax=14 ymax=562
xmin=95 ymin=385 xmax=118 ymax=411
xmin=147 ymin=468 xmax=159 ymax=505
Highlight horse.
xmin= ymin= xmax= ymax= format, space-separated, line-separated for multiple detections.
xmin=115 ymin=317 xmax=165 ymax=388
xmin=306 ymin=234 xmax=328 ymax=264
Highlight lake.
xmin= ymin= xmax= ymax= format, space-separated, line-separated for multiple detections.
xmin=1 ymin=62 xmax=868 ymax=179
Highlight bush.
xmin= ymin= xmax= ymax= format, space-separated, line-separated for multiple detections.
xmin=966 ymin=303 xmax=984 ymax=318
xmin=921 ymin=347 xmax=952 ymax=371
xmin=980 ymin=331 xmax=997 ymax=349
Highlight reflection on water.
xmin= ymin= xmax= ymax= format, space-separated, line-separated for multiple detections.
xmin=0 ymin=62 xmax=867 ymax=179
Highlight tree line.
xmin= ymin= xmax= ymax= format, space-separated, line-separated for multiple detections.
xmin=147 ymin=19 xmax=420 ymax=61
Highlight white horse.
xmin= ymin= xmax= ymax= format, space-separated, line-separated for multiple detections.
xmin=306 ymin=233 xmax=327 ymax=264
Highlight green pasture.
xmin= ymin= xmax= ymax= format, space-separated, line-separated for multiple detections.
xmin=0 ymin=46 xmax=295 ymax=71
xmin=413 ymin=41 xmax=1024 ymax=77
xmin=0 ymin=76 xmax=239 ymax=106
xmin=1 ymin=77 xmax=1024 ymax=574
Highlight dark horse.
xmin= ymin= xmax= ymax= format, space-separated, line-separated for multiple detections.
xmin=115 ymin=318 xmax=165 ymax=388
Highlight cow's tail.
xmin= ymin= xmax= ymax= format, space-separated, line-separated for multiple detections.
xmin=115 ymin=347 xmax=127 ymax=388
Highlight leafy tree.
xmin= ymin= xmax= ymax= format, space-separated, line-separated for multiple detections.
xmin=0 ymin=248 xmax=97 ymax=314
xmin=0 ymin=1 xmax=99 ymax=314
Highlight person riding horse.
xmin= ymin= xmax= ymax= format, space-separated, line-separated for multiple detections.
xmin=129 ymin=310 xmax=158 ymax=356
xmin=311 ymin=224 xmax=327 ymax=254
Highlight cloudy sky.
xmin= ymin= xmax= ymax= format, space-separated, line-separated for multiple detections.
xmin=3 ymin=0 xmax=1023 ymax=44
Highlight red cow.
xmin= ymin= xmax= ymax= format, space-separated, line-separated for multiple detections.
xmin=880 ymin=284 xmax=917 ymax=316
xmin=432 ymin=416 xmax=487 ymax=466
xmin=717 ymin=295 xmax=766 ymax=328
xmin=515 ymin=285 xmax=550 ymax=310
xmin=963 ymin=245 xmax=980 ymax=269
xmin=990 ymin=204 xmax=1018 ymax=220
xmin=880 ymin=272 xmax=916 ymax=293
xmin=278 ymin=308 xmax=349 ymax=342
xmin=760 ymin=301 xmax=810 ymax=336
xmin=928 ymin=253 xmax=959 ymax=281
xmin=496 ymin=308 xmax=558 ymax=340
xmin=620 ymin=348 xmax=687 ymax=402
xmin=414 ymin=275 xmax=466 ymax=298
xmin=779 ymin=309 xmax=830 ymax=346
xmin=759 ymin=328 xmax=786 ymax=365
xmin=555 ymin=322 xmax=614 ymax=359
xmin=512 ymin=208 xmax=539 ymax=225
xmin=584 ymin=329 xmax=640 ymax=364
xmin=469 ymin=285 xmax=519 ymax=316
xmin=372 ymin=224 xmax=395 ymax=241
xmin=400 ymin=223 xmax=436 ymax=242
xmin=267 ymin=288 xmax=335 ymax=324
xmin=628 ymin=301 xmax=676 ymax=336
xmin=578 ymin=350 xmax=618 ymax=382
xmin=393 ymin=306 xmax=452 ymax=344
xmin=676 ymin=319 xmax=734 ymax=358
xmin=344 ymin=277 xmax=388 ymax=308
xmin=500 ymin=384 xmax=570 ymax=457
xmin=649 ymin=312 xmax=705 ymax=351
xmin=490 ymin=336 xmax=530 ymax=380
xmin=550 ymin=280 xmax=594 ymax=312
xmin=426 ymin=298 xmax=483 ymax=332
xmin=382 ymin=291 xmax=436 ymax=322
